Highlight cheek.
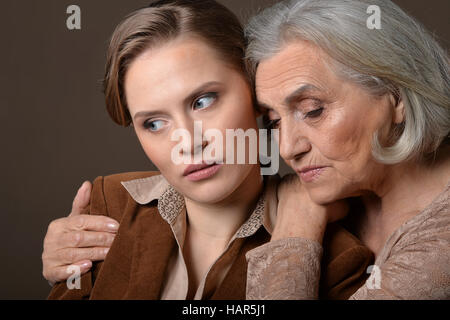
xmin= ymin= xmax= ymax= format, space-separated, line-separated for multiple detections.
xmin=311 ymin=107 xmax=383 ymax=190
xmin=314 ymin=107 xmax=369 ymax=162
xmin=136 ymin=133 xmax=172 ymax=173
xmin=228 ymin=86 xmax=256 ymax=123
xmin=225 ymin=105 xmax=258 ymax=130
xmin=202 ymin=97 xmax=258 ymax=164
xmin=315 ymin=100 xmax=391 ymax=182
xmin=208 ymin=89 xmax=258 ymax=133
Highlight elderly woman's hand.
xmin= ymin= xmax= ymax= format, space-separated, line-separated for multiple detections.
xmin=42 ymin=181 xmax=119 ymax=285
xmin=272 ymin=174 xmax=348 ymax=243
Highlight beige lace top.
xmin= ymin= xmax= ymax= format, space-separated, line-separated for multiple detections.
xmin=246 ymin=181 xmax=450 ymax=300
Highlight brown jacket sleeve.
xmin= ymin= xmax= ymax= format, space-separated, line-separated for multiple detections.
xmin=320 ymin=223 xmax=374 ymax=299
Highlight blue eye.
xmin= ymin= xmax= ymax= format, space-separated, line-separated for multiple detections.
xmin=193 ymin=93 xmax=217 ymax=110
xmin=144 ymin=119 xmax=165 ymax=132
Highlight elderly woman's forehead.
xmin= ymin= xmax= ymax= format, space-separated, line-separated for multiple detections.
xmin=256 ymin=41 xmax=329 ymax=79
xmin=255 ymin=43 xmax=335 ymax=96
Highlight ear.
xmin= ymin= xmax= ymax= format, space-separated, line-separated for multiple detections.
xmin=392 ymin=95 xmax=405 ymax=124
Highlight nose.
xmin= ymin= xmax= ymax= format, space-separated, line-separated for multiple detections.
xmin=279 ymin=117 xmax=311 ymax=162
xmin=176 ymin=119 xmax=208 ymax=162
xmin=189 ymin=139 xmax=208 ymax=159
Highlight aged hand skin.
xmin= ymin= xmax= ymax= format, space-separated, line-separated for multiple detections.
xmin=272 ymin=174 xmax=348 ymax=243
xmin=42 ymin=181 xmax=119 ymax=285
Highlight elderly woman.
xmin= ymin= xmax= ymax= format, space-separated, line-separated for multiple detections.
xmin=245 ymin=0 xmax=449 ymax=299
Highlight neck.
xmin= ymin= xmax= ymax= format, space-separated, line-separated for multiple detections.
xmin=355 ymin=146 xmax=450 ymax=255
xmin=184 ymin=165 xmax=263 ymax=245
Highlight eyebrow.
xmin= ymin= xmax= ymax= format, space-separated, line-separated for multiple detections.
xmin=257 ymin=84 xmax=321 ymax=112
xmin=284 ymin=84 xmax=321 ymax=105
xmin=133 ymin=110 xmax=162 ymax=121
xmin=133 ymin=81 xmax=223 ymax=121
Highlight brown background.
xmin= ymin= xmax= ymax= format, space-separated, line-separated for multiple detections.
xmin=0 ymin=0 xmax=448 ymax=299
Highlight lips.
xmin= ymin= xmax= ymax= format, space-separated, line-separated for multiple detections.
xmin=183 ymin=163 xmax=214 ymax=176
xmin=296 ymin=166 xmax=327 ymax=183
xmin=183 ymin=162 xmax=223 ymax=182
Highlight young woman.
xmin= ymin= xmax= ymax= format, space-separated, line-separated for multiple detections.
xmin=44 ymin=0 xmax=372 ymax=300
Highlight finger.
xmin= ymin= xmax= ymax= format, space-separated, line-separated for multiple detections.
xmin=70 ymin=181 xmax=92 ymax=217
xmin=47 ymin=261 xmax=92 ymax=283
xmin=58 ymin=230 xmax=116 ymax=248
xmin=66 ymin=215 xmax=119 ymax=233
xmin=56 ymin=247 xmax=110 ymax=265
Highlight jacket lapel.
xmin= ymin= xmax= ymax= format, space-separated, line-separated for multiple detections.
xmin=122 ymin=205 xmax=176 ymax=299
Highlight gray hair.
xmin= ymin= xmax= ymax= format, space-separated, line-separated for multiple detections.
xmin=245 ymin=0 xmax=450 ymax=164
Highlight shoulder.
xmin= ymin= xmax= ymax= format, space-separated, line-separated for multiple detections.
xmin=393 ymin=183 xmax=450 ymax=251
xmin=375 ymin=211 xmax=450 ymax=299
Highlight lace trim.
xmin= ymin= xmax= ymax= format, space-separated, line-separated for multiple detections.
xmin=157 ymin=186 xmax=185 ymax=224
xmin=156 ymin=185 xmax=266 ymax=238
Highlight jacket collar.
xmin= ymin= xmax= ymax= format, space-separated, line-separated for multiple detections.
xmin=121 ymin=174 xmax=169 ymax=205
xmin=120 ymin=174 xmax=279 ymax=236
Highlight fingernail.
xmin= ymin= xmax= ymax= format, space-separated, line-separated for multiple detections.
xmin=107 ymin=223 xmax=119 ymax=232
xmin=80 ymin=261 xmax=92 ymax=269
xmin=104 ymin=248 xmax=110 ymax=255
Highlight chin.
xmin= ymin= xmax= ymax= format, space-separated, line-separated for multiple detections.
xmin=186 ymin=168 xmax=252 ymax=204
xmin=183 ymin=181 xmax=236 ymax=204
xmin=307 ymin=185 xmax=343 ymax=205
